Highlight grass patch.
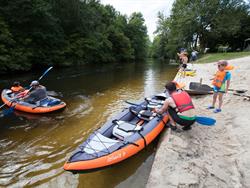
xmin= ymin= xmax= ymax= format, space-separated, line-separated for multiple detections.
xmin=195 ymin=51 xmax=250 ymax=64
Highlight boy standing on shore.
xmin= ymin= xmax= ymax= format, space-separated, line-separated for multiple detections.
xmin=207 ymin=60 xmax=231 ymax=113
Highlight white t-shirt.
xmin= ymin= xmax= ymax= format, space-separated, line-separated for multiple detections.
xmin=165 ymin=97 xmax=176 ymax=108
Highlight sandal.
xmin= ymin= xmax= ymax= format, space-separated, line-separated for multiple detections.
xmin=169 ymin=124 xmax=177 ymax=131
xmin=213 ymin=108 xmax=222 ymax=113
xmin=207 ymin=106 xmax=215 ymax=109
xmin=182 ymin=125 xmax=192 ymax=131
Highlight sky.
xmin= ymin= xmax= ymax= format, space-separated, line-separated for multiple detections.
xmin=100 ymin=0 xmax=175 ymax=41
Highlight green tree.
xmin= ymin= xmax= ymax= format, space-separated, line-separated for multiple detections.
xmin=153 ymin=0 xmax=250 ymax=59
xmin=126 ymin=12 xmax=148 ymax=60
xmin=0 ymin=0 xmax=149 ymax=74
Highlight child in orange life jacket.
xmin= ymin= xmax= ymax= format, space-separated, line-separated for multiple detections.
xmin=155 ymin=81 xmax=196 ymax=131
xmin=11 ymin=81 xmax=25 ymax=93
xmin=207 ymin=60 xmax=231 ymax=113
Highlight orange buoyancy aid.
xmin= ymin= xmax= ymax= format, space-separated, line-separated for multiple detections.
xmin=11 ymin=86 xmax=24 ymax=92
xmin=212 ymin=70 xmax=226 ymax=88
xmin=171 ymin=90 xmax=194 ymax=113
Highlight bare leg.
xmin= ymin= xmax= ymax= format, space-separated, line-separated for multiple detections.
xmin=212 ymin=92 xmax=218 ymax=107
xmin=218 ymin=92 xmax=224 ymax=109
xmin=183 ymin=68 xmax=186 ymax=78
xmin=169 ymin=115 xmax=176 ymax=127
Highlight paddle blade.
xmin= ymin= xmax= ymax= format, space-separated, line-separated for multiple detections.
xmin=2 ymin=106 xmax=15 ymax=116
xmin=38 ymin=66 xmax=53 ymax=81
xmin=195 ymin=116 xmax=216 ymax=126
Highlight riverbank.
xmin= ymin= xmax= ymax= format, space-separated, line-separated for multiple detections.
xmin=147 ymin=56 xmax=250 ymax=187
xmin=196 ymin=51 xmax=250 ymax=64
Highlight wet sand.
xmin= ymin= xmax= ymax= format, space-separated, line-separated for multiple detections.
xmin=147 ymin=56 xmax=250 ymax=187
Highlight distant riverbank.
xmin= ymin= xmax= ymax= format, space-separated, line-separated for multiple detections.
xmin=196 ymin=51 xmax=250 ymax=64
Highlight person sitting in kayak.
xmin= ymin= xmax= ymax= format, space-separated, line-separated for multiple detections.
xmin=11 ymin=81 xmax=25 ymax=93
xmin=155 ymin=81 xmax=196 ymax=131
xmin=23 ymin=80 xmax=47 ymax=104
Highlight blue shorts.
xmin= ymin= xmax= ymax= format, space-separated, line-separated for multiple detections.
xmin=213 ymin=86 xmax=225 ymax=93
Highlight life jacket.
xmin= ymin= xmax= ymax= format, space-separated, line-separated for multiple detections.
xmin=11 ymin=86 xmax=24 ymax=93
xmin=212 ymin=70 xmax=226 ymax=88
xmin=171 ymin=90 xmax=194 ymax=113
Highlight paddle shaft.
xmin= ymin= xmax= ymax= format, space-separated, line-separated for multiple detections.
xmin=189 ymin=82 xmax=247 ymax=93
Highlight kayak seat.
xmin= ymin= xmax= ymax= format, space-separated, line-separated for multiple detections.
xmin=129 ymin=106 xmax=155 ymax=121
xmin=84 ymin=132 xmax=119 ymax=154
xmin=38 ymin=98 xmax=61 ymax=107
xmin=112 ymin=121 xmax=142 ymax=140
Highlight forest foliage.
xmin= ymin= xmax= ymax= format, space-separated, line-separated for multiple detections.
xmin=0 ymin=0 xmax=148 ymax=74
xmin=151 ymin=0 xmax=250 ymax=60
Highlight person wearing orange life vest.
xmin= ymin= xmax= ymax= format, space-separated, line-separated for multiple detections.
xmin=11 ymin=81 xmax=25 ymax=93
xmin=207 ymin=60 xmax=232 ymax=113
xmin=155 ymin=81 xmax=196 ymax=131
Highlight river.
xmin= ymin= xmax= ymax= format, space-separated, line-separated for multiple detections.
xmin=0 ymin=60 xmax=177 ymax=187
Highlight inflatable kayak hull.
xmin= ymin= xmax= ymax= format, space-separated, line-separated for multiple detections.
xmin=1 ymin=89 xmax=66 ymax=113
xmin=64 ymin=97 xmax=168 ymax=172
xmin=185 ymin=89 xmax=213 ymax=95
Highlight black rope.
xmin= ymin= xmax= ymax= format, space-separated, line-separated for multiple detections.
xmin=125 ymin=141 xmax=139 ymax=147
xmin=138 ymin=132 xmax=147 ymax=148
xmin=93 ymin=131 xmax=111 ymax=154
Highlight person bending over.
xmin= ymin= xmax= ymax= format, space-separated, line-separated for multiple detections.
xmin=23 ymin=80 xmax=47 ymax=104
xmin=155 ymin=81 xmax=196 ymax=131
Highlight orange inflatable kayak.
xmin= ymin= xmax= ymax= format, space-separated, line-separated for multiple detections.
xmin=63 ymin=95 xmax=169 ymax=172
xmin=1 ymin=89 xmax=66 ymax=113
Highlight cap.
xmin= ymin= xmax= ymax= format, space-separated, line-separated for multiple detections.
xmin=30 ymin=80 xmax=39 ymax=86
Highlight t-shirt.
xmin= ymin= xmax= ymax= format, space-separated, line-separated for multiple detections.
xmin=191 ymin=51 xmax=198 ymax=57
xmin=224 ymin=71 xmax=231 ymax=81
xmin=165 ymin=97 xmax=176 ymax=109
xmin=25 ymin=86 xmax=47 ymax=103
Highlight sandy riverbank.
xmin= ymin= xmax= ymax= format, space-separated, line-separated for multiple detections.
xmin=147 ymin=56 xmax=250 ymax=187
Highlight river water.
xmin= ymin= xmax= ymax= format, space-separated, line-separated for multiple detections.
xmin=0 ymin=60 xmax=177 ymax=187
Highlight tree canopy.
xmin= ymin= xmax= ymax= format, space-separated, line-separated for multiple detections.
xmin=151 ymin=0 xmax=250 ymax=59
xmin=0 ymin=0 xmax=148 ymax=74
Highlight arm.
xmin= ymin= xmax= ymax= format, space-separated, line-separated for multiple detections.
xmin=156 ymin=100 xmax=169 ymax=114
xmin=226 ymin=79 xmax=230 ymax=93
xmin=225 ymin=72 xmax=231 ymax=93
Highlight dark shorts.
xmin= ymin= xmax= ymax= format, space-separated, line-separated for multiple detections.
xmin=168 ymin=108 xmax=195 ymax=127
xmin=182 ymin=64 xmax=187 ymax=69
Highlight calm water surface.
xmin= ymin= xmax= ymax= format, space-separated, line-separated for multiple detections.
xmin=0 ymin=60 xmax=177 ymax=187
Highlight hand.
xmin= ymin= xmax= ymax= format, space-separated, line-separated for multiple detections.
xmin=154 ymin=108 xmax=161 ymax=114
